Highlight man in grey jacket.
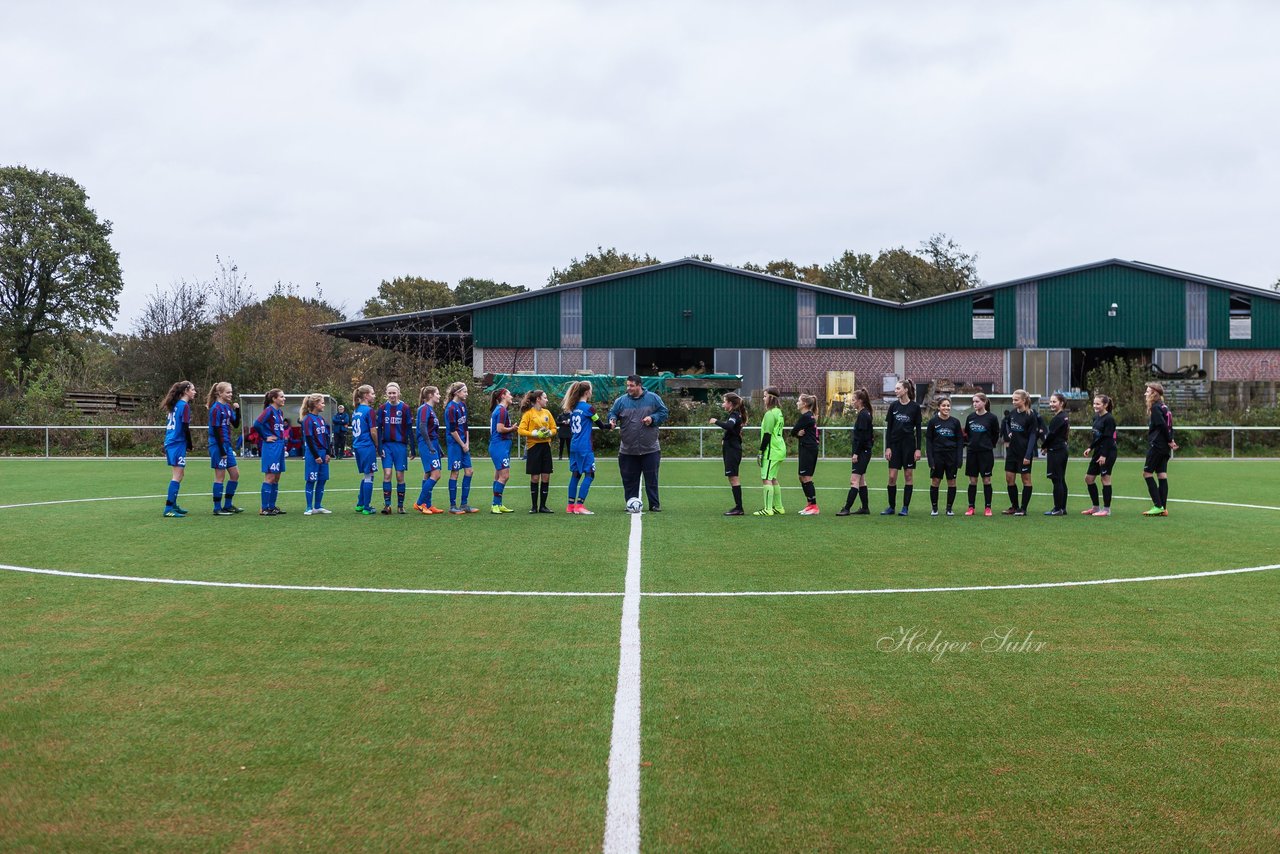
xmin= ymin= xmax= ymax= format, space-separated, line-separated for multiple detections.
xmin=608 ymin=375 xmax=669 ymax=512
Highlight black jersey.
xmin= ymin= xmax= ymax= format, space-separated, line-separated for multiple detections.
xmin=791 ymin=411 xmax=819 ymax=449
xmin=964 ymin=410 xmax=1000 ymax=452
xmin=1089 ymin=413 xmax=1117 ymax=458
xmin=1147 ymin=402 xmax=1175 ymax=450
xmin=1003 ymin=408 xmax=1040 ymax=459
xmin=1042 ymin=411 xmax=1070 ymax=452
xmin=851 ymin=408 xmax=874 ymax=456
xmin=716 ymin=410 xmax=744 ymax=451
xmin=925 ymin=415 xmax=963 ymax=469
xmin=885 ymin=400 xmax=923 ymax=446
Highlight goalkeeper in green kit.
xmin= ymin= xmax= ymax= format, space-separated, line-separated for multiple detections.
xmin=754 ymin=386 xmax=787 ymax=516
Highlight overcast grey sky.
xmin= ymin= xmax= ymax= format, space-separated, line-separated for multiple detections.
xmin=4 ymin=1 xmax=1278 ymax=327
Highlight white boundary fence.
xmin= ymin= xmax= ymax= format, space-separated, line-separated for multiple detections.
xmin=2 ymin=424 xmax=1279 ymax=459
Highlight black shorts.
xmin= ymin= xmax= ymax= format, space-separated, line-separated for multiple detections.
xmin=965 ymin=448 xmax=994 ymax=478
xmin=930 ymin=464 xmax=958 ymax=481
xmin=851 ymin=450 xmax=872 ymax=476
xmin=723 ymin=447 xmax=742 ymax=478
xmin=1004 ymin=450 xmax=1031 ymax=474
xmin=1044 ymin=447 xmax=1069 ymax=480
xmin=1143 ymin=448 xmax=1170 ymax=475
xmin=1086 ymin=452 xmax=1116 ymax=478
xmin=525 ymin=443 xmax=554 ymax=475
xmin=797 ymin=447 xmax=818 ymax=477
xmin=886 ymin=439 xmax=917 ymax=470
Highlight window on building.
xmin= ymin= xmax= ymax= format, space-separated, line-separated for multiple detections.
xmin=1229 ymin=294 xmax=1252 ymax=340
xmin=972 ymin=293 xmax=995 ymax=340
xmin=817 ymin=315 xmax=856 ymax=339
xmin=1154 ymin=349 xmax=1216 ymax=380
xmin=1007 ymin=349 xmax=1070 ymax=397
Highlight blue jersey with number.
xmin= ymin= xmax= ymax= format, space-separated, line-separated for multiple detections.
xmin=352 ymin=403 xmax=375 ymax=449
xmin=207 ymin=401 xmax=236 ymax=455
xmin=490 ymin=404 xmax=512 ymax=447
xmin=253 ymin=405 xmax=286 ymax=443
xmin=445 ymin=400 xmax=468 ymax=450
xmin=569 ymin=401 xmax=596 ymax=454
xmin=165 ymin=399 xmax=190 ymax=449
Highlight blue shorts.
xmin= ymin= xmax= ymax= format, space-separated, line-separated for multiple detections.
xmin=260 ymin=441 xmax=286 ymax=474
xmin=381 ymin=442 xmax=408 ymax=472
xmin=447 ymin=443 xmax=472 ymax=472
xmin=165 ymin=445 xmax=187 ymax=467
xmin=305 ymin=458 xmax=330 ymax=483
xmin=209 ymin=448 xmax=237 ymax=470
xmin=354 ymin=445 xmax=379 ymax=475
xmin=569 ymin=450 xmax=596 ymax=477
xmin=418 ymin=441 xmax=442 ymax=473
xmin=490 ymin=441 xmax=512 ymax=471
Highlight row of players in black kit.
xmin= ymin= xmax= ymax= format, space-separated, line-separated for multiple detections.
xmin=709 ymin=379 xmax=1176 ymax=519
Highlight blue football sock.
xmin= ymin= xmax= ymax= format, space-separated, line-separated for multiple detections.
xmin=448 ymin=478 xmax=458 ymax=507
xmin=224 ymin=480 xmax=238 ymax=508
xmin=579 ymin=475 xmax=593 ymax=504
xmin=418 ymin=480 xmax=430 ymax=505
xmin=166 ymin=480 xmax=180 ymax=507
xmin=305 ymin=480 xmax=315 ymax=510
xmin=260 ymin=483 xmax=269 ymax=510
xmin=271 ymin=483 xmax=280 ymax=509
xmin=492 ymin=481 xmax=503 ymax=505
xmin=461 ymin=474 xmax=472 ymax=505
xmin=397 ymin=483 xmax=406 ymax=507
xmin=567 ymin=473 xmax=580 ymax=503
xmin=425 ymin=478 xmax=437 ymax=506
xmin=212 ymin=482 xmax=224 ymax=507
xmin=315 ymin=479 xmax=326 ymax=508
xmin=383 ymin=481 xmax=392 ymax=506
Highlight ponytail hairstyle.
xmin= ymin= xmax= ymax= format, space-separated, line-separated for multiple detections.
xmin=1095 ymin=393 xmax=1113 ymax=413
xmin=899 ymin=378 xmax=916 ymax=401
xmin=206 ymin=381 xmax=231 ymax=410
xmin=354 ymin=384 xmax=374 ymax=407
xmin=563 ymin=381 xmax=592 ymax=412
xmin=522 ymin=388 xmax=546 ymax=409
xmin=1012 ymin=389 xmax=1030 ymax=410
xmin=490 ymin=387 xmax=510 ymax=410
xmin=299 ymin=393 xmax=325 ymax=420
xmin=971 ymin=391 xmax=989 ymax=413
xmin=723 ymin=391 xmax=748 ymax=425
xmin=420 ymin=385 xmax=439 ymax=406
xmin=446 ymin=381 xmax=467 ymax=402
xmin=263 ymin=388 xmax=284 ymax=408
xmin=1049 ymin=392 xmax=1067 ymax=410
xmin=1144 ymin=381 xmax=1165 ymax=415
xmin=798 ymin=393 xmax=817 ymax=415
xmin=853 ymin=387 xmax=872 ymax=412
xmin=162 ymin=380 xmax=193 ymax=413
xmin=763 ymin=386 xmax=781 ymax=410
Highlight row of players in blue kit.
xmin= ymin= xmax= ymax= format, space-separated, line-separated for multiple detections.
xmin=159 ymin=378 xmax=604 ymax=517
xmin=710 ymin=379 xmax=1177 ymax=519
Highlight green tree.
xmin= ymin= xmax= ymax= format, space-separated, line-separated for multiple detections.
xmin=820 ymin=251 xmax=875 ymax=295
xmin=917 ymin=233 xmax=983 ymax=295
xmin=362 ymin=276 xmax=454 ymax=317
xmin=866 ymin=247 xmax=939 ymax=301
xmin=0 ymin=166 xmax=123 ymax=383
xmin=122 ymin=279 xmax=216 ymax=397
xmin=454 ymin=277 xmax=526 ymax=304
xmin=740 ymin=259 xmax=828 ymax=285
xmin=547 ymin=246 xmax=660 ymax=286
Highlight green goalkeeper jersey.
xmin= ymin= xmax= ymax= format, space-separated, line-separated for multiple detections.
xmin=760 ymin=407 xmax=786 ymax=458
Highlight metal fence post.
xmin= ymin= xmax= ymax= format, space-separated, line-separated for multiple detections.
xmin=105 ymin=427 xmax=110 ymax=459
xmin=45 ymin=426 xmax=50 ymax=459
xmin=699 ymin=428 xmax=704 ymax=459
xmin=1231 ymin=428 xmax=1235 ymax=460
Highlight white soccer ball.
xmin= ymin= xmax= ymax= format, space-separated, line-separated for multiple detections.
xmin=626 ymin=497 xmax=643 ymax=513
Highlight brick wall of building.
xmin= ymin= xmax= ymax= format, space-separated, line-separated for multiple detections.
xmin=767 ymin=349 xmax=896 ymax=395
xmin=479 ymin=348 xmax=535 ymax=375
xmin=904 ymin=349 xmax=1005 ymax=391
xmin=1215 ymin=350 xmax=1280 ymax=381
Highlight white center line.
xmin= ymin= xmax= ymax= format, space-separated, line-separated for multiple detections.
xmin=603 ymin=511 xmax=643 ymax=854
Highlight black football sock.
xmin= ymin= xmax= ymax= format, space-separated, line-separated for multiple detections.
xmin=539 ymin=481 xmax=550 ymax=509
xmin=530 ymin=482 xmax=539 ymax=510
xmin=732 ymin=485 xmax=743 ymax=509
xmin=967 ymin=483 xmax=977 ymax=508
xmin=859 ymin=485 xmax=869 ymax=510
xmin=802 ymin=481 xmax=816 ymax=504
xmin=902 ymin=485 xmax=913 ymax=509
xmin=1007 ymin=484 xmax=1019 ymax=508
xmin=929 ymin=485 xmax=939 ymax=511
xmin=946 ymin=486 xmax=956 ymax=511
xmin=1158 ymin=478 xmax=1168 ymax=508
xmin=983 ymin=483 xmax=993 ymax=508
xmin=887 ymin=485 xmax=896 ymax=510
xmin=843 ymin=487 xmax=857 ymax=511
xmin=1102 ymin=484 xmax=1112 ymax=508
xmin=1087 ymin=482 xmax=1100 ymax=507
xmin=1021 ymin=484 xmax=1033 ymax=512
xmin=1145 ymin=476 xmax=1161 ymax=506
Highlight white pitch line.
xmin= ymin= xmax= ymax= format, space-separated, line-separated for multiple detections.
xmin=0 ymin=565 xmax=620 ymax=597
xmin=644 ymin=563 xmax=1280 ymax=597
xmin=602 ymin=512 xmax=643 ymax=854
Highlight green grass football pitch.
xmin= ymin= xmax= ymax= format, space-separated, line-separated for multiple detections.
xmin=1 ymin=457 xmax=1278 ymax=851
